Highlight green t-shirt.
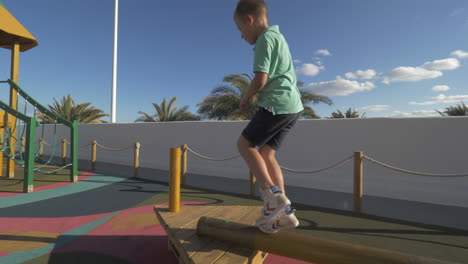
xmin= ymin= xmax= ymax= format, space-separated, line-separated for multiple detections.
xmin=253 ymin=25 xmax=304 ymax=115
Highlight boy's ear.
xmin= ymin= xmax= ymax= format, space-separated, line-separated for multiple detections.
xmin=246 ymin=15 xmax=255 ymax=26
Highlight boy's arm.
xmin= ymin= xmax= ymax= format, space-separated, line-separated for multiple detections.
xmin=239 ymin=72 xmax=268 ymax=110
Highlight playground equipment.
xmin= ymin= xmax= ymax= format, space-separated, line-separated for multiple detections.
xmin=0 ymin=0 xmax=38 ymax=178
xmin=196 ymin=216 xmax=455 ymax=264
xmin=0 ymin=2 xmax=79 ymax=192
xmin=159 ymin=147 xmax=459 ymax=264
xmin=0 ymin=79 xmax=78 ymax=192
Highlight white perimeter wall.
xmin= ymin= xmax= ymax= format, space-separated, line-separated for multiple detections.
xmin=40 ymin=117 xmax=468 ymax=210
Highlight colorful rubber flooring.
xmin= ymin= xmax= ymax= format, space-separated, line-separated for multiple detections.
xmin=1 ymin=167 xmax=467 ymax=264
xmin=0 ymin=168 xmax=309 ymax=264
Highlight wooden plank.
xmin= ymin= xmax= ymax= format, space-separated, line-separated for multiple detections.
xmin=156 ymin=205 xmax=221 ymax=230
xmin=181 ymin=206 xmax=254 ymax=257
xmin=214 ymin=208 xmax=266 ymax=264
xmin=155 ymin=205 xmax=223 ymax=264
xmin=154 ymin=205 xmax=264 ymax=264
xmin=155 ymin=204 xmax=218 ymax=227
xmin=214 ymin=247 xmax=267 ymax=264
xmin=190 ymin=206 xmax=259 ymax=264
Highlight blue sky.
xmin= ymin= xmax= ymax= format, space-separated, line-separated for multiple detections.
xmin=0 ymin=0 xmax=467 ymax=123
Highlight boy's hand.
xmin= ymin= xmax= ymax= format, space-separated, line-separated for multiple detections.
xmin=239 ymin=72 xmax=267 ymax=111
xmin=239 ymin=98 xmax=249 ymax=110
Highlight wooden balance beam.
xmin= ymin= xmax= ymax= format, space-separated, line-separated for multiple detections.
xmin=154 ymin=204 xmax=268 ymax=264
xmin=196 ymin=217 xmax=456 ymax=264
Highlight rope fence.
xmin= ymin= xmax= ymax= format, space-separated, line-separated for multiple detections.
xmin=36 ymin=138 xmax=141 ymax=177
xmin=9 ymin=133 xmax=468 ymax=208
xmin=363 ymin=155 xmax=468 ymax=177
xmin=186 ymin=146 xmax=240 ymax=161
xmin=281 ymin=155 xmax=353 ymax=174
xmin=174 ymin=146 xmax=468 ymax=213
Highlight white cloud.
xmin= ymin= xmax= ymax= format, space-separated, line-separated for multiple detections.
xmin=450 ymin=50 xmax=468 ymax=59
xmin=357 ymin=105 xmax=390 ymax=112
xmin=315 ymin=49 xmax=331 ymax=56
xmin=450 ymin=8 xmax=465 ymax=17
xmin=382 ymin=67 xmax=443 ymax=84
xmin=296 ymin=63 xmax=324 ymax=76
xmin=306 ymin=76 xmax=375 ymax=96
xmin=409 ymin=94 xmax=468 ymax=105
xmin=432 ymin=85 xmax=450 ymax=92
xmin=293 ymin=59 xmax=302 ymax=64
xmin=421 ymin=58 xmax=460 ymax=70
xmin=386 ymin=110 xmax=438 ymax=118
xmin=345 ymin=69 xmax=377 ymax=80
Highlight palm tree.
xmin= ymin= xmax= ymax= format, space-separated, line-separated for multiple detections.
xmin=37 ymin=94 xmax=108 ymax=123
xmin=135 ymin=97 xmax=201 ymax=122
xmin=330 ymin=108 xmax=366 ymax=118
xmin=197 ymin=74 xmax=333 ymax=120
xmin=197 ymin=74 xmax=256 ymax=120
xmin=298 ymin=81 xmax=333 ymax=119
xmin=436 ymin=102 xmax=468 ymax=116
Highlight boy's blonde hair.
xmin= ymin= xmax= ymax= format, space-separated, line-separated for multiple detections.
xmin=234 ymin=0 xmax=268 ymax=21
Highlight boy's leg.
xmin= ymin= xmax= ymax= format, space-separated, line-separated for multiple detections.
xmin=237 ymin=135 xmax=274 ymax=190
xmin=258 ymin=144 xmax=299 ymax=232
xmin=238 ymin=135 xmax=291 ymax=233
xmin=259 ymin=145 xmax=284 ymax=193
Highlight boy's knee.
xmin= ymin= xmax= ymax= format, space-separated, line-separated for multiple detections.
xmin=237 ymin=136 xmax=253 ymax=152
xmin=259 ymin=145 xmax=276 ymax=159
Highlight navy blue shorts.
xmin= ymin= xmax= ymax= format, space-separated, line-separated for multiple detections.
xmin=241 ymin=108 xmax=302 ymax=151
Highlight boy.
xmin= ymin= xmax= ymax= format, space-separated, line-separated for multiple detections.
xmin=234 ymin=0 xmax=304 ymax=233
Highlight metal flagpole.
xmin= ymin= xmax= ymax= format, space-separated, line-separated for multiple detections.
xmin=111 ymin=0 xmax=119 ymax=123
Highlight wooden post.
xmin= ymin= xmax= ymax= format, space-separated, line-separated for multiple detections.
xmin=0 ymin=128 xmax=3 ymax=177
xmin=197 ymin=217 xmax=453 ymax=264
xmin=70 ymin=121 xmax=78 ymax=182
xmin=181 ymin=144 xmax=187 ymax=185
xmin=61 ymin=139 xmax=67 ymax=165
xmin=134 ymin=142 xmax=140 ymax=177
xmin=354 ymin=151 xmax=363 ymax=213
xmin=91 ymin=140 xmax=97 ymax=171
xmin=249 ymin=171 xmax=256 ymax=196
xmin=169 ymin=147 xmax=181 ymax=212
xmin=7 ymin=41 xmax=20 ymax=178
xmin=38 ymin=138 xmax=44 ymax=158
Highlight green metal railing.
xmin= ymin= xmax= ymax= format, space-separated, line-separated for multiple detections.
xmin=0 ymin=79 xmax=78 ymax=192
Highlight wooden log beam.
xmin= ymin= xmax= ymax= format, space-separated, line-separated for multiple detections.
xmin=196 ymin=217 xmax=455 ymax=264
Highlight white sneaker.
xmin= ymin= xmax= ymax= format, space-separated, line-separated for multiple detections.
xmin=256 ymin=208 xmax=299 ymax=233
xmin=274 ymin=209 xmax=299 ymax=230
xmin=256 ymin=188 xmax=291 ymax=233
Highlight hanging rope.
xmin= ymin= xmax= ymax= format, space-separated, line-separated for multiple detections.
xmin=363 ymin=155 xmax=468 ymax=177
xmin=36 ymin=163 xmax=72 ymax=174
xmin=186 ymin=146 xmax=241 ymax=161
xmin=281 ymin=155 xmax=354 ymax=174
xmin=0 ymin=80 xmax=77 ymax=177
xmin=95 ymin=142 xmax=133 ymax=152
xmin=33 ymin=121 xmax=59 ymax=171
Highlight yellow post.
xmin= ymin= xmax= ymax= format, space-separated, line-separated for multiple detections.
xmin=0 ymin=128 xmax=3 ymax=177
xmin=169 ymin=147 xmax=181 ymax=212
xmin=134 ymin=142 xmax=140 ymax=177
xmin=20 ymin=136 xmax=25 ymax=153
xmin=7 ymin=41 xmax=20 ymax=178
xmin=91 ymin=140 xmax=97 ymax=171
xmin=249 ymin=170 xmax=256 ymax=196
xmin=61 ymin=139 xmax=67 ymax=165
xmin=38 ymin=138 xmax=44 ymax=158
xmin=181 ymin=144 xmax=187 ymax=185
xmin=354 ymin=151 xmax=364 ymax=213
